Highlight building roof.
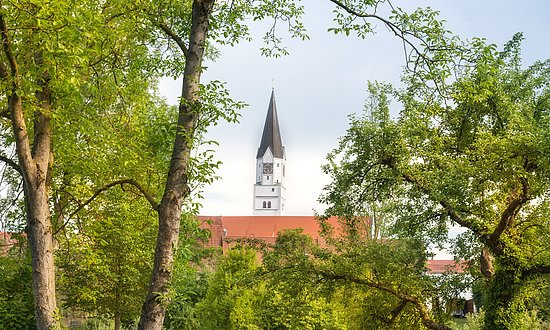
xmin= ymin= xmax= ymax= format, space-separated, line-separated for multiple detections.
xmin=220 ymin=216 xmax=338 ymax=238
xmin=426 ymin=259 xmax=467 ymax=274
xmin=198 ymin=216 xmax=340 ymax=249
xmin=1 ymin=232 xmax=20 ymax=255
xmin=256 ymin=89 xmax=284 ymax=159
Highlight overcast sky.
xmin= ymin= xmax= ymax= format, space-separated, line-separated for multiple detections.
xmin=159 ymin=0 xmax=550 ymax=217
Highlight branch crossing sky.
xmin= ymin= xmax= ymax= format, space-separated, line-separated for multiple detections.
xmin=159 ymin=0 xmax=550 ymax=217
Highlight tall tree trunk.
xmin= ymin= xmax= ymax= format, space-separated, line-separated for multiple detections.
xmin=4 ymin=38 xmax=57 ymax=327
xmin=137 ymin=0 xmax=215 ymax=328
xmin=27 ymin=180 xmax=57 ymax=329
xmin=10 ymin=85 xmax=57 ymax=329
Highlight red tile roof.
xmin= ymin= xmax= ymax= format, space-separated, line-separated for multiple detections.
xmin=199 ymin=218 xmax=468 ymax=273
xmin=426 ymin=259 xmax=467 ymax=274
xmin=198 ymin=216 xmax=340 ymax=248
xmin=1 ymin=232 xmax=19 ymax=255
xmin=220 ymin=216 xmax=338 ymax=238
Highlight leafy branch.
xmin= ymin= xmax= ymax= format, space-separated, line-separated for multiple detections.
xmin=328 ymin=0 xmax=429 ymax=66
xmin=157 ymin=21 xmax=189 ymax=57
xmin=54 ymin=179 xmax=158 ymax=235
xmin=315 ymin=268 xmax=452 ymax=330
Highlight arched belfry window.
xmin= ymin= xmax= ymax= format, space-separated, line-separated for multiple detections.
xmin=268 ymin=201 xmax=272 ymax=208
xmin=263 ymin=201 xmax=266 ymax=208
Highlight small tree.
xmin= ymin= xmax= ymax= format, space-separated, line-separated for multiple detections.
xmin=0 ymin=236 xmax=35 ymax=329
xmin=58 ymin=190 xmax=157 ymax=330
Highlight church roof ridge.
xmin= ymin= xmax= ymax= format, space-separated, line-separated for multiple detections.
xmin=257 ymin=89 xmax=284 ymax=159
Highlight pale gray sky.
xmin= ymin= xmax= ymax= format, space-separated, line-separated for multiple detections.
xmin=159 ymin=1 xmax=550 ymax=216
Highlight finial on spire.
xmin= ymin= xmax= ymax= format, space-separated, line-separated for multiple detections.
xmin=272 ymin=79 xmax=275 ymax=90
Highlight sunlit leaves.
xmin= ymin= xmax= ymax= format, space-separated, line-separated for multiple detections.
xmin=321 ymin=31 xmax=550 ymax=328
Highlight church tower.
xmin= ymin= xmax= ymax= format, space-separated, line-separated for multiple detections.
xmin=253 ymin=89 xmax=286 ymax=215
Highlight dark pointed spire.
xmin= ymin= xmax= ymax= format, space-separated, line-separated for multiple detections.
xmin=257 ymin=89 xmax=284 ymax=159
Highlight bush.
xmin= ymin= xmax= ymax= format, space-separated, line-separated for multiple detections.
xmin=0 ymin=248 xmax=35 ymax=329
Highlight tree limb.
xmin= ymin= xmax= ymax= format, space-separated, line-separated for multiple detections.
xmin=381 ymin=299 xmax=408 ymax=325
xmin=54 ymin=179 xmax=158 ymax=235
xmin=157 ymin=21 xmax=189 ymax=57
xmin=399 ymin=170 xmax=475 ymax=232
xmin=317 ymin=270 xmax=452 ymax=330
xmin=0 ymin=154 xmax=22 ymax=175
xmin=489 ymin=178 xmax=530 ymax=246
xmin=0 ymin=60 xmax=8 ymax=80
xmin=0 ymin=14 xmax=18 ymax=78
xmin=522 ymin=264 xmax=550 ymax=278
xmin=0 ymin=108 xmax=9 ymax=119
xmin=328 ymin=0 xmax=430 ymax=69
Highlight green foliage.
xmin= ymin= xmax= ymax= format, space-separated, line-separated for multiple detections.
xmin=195 ymin=247 xmax=260 ymax=329
xmin=0 ymin=0 xmax=309 ymax=327
xmin=454 ymin=310 xmax=484 ymax=330
xmin=321 ymin=32 xmax=550 ymax=329
xmin=164 ymin=215 xmax=215 ymax=330
xmin=185 ymin=229 xmax=443 ymax=329
xmin=0 ymin=240 xmax=35 ymax=329
xmin=57 ymin=189 xmax=157 ymax=324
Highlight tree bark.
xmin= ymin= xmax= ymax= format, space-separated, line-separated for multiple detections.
xmin=480 ymin=247 xmax=494 ymax=278
xmin=114 ymin=313 xmax=121 ymax=330
xmin=10 ymin=88 xmax=57 ymax=329
xmin=137 ymin=0 xmax=215 ymax=328
xmin=2 ymin=16 xmax=58 ymax=323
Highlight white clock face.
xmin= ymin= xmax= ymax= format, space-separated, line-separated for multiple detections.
xmin=263 ymin=163 xmax=273 ymax=174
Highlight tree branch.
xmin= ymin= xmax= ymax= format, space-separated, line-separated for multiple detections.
xmin=400 ymin=170 xmax=474 ymax=232
xmin=328 ymin=0 xmax=430 ymax=68
xmin=157 ymin=21 xmax=189 ymax=57
xmin=54 ymin=179 xmax=158 ymax=235
xmin=0 ymin=154 xmax=22 ymax=175
xmin=489 ymin=178 xmax=530 ymax=245
xmin=317 ymin=270 xmax=452 ymax=330
xmin=0 ymin=60 xmax=8 ymax=80
xmin=0 ymin=14 xmax=18 ymax=78
xmin=522 ymin=264 xmax=550 ymax=278
xmin=0 ymin=108 xmax=9 ymax=119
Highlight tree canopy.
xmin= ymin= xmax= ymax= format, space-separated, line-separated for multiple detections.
xmin=321 ymin=34 xmax=550 ymax=328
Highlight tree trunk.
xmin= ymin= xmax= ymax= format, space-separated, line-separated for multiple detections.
xmin=483 ymin=267 xmax=520 ymax=330
xmin=114 ymin=312 xmax=121 ymax=330
xmin=480 ymin=247 xmax=494 ymax=278
xmin=27 ymin=183 xmax=57 ymax=329
xmin=1 ymin=13 xmax=57 ymax=327
xmin=10 ymin=88 xmax=57 ymax=329
xmin=137 ymin=0 xmax=215 ymax=329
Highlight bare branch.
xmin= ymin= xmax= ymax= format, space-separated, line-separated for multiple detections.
xmin=157 ymin=21 xmax=189 ymax=57
xmin=0 ymin=154 xmax=22 ymax=175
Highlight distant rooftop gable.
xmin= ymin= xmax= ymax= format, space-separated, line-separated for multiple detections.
xmin=256 ymin=89 xmax=284 ymax=159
